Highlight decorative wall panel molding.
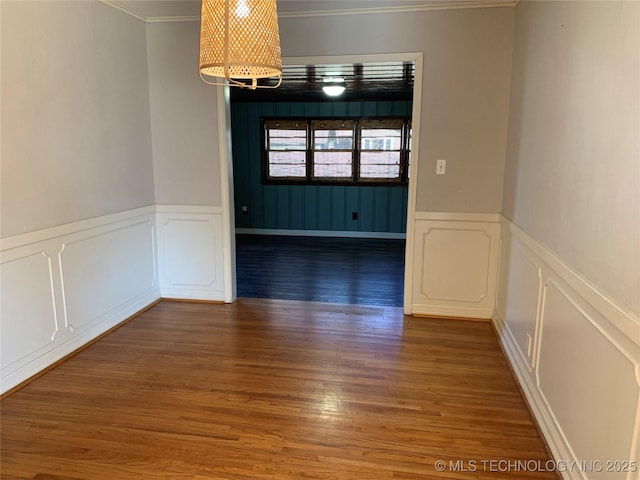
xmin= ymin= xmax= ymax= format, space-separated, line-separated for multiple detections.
xmin=0 ymin=206 xmax=160 ymax=394
xmin=59 ymin=220 xmax=157 ymax=332
xmin=494 ymin=219 xmax=640 ymax=480
xmin=1 ymin=251 xmax=59 ymax=371
xmin=495 ymin=235 xmax=542 ymax=372
xmin=411 ymin=212 xmax=500 ymax=318
xmin=0 ymin=204 xmax=229 ymax=393
xmin=156 ymin=205 xmax=225 ymax=301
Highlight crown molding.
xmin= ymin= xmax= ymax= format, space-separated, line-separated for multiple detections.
xmin=101 ymin=0 xmax=516 ymax=23
xmin=145 ymin=16 xmax=201 ymax=23
xmin=99 ymin=0 xmax=147 ymax=22
xmin=278 ymin=1 xmax=517 ymax=19
xmin=100 ymin=0 xmax=201 ymax=22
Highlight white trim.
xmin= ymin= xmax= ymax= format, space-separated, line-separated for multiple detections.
xmin=99 ymin=0 xmax=147 ymax=22
xmin=1 ymin=208 xmax=161 ymax=394
xmin=1 ymin=204 xmax=231 ymax=394
xmin=492 ymin=310 xmax=580 ymax=480
xmin=235 ymin=228 xmax=406 ymax=240
xmin=410 ymin=214 xmax=501 ymax=318
xmin=155 ymin=205 xmax=222 ymax=214
xmin=414 ymin=211 xmax=502 ymax=223
xmin=1 ymin=288 xmax=160 ymax=394
xmin=217 ymin=86 xmax=237 ymax=304
xmin=144 ymin=16 xmax=200 ymax=24
xmin=0 ymin=205 xmax=156 ymax=251
xmin=160 ymin=289 xmax=225 ymax=302
xmin=503 ymin=216 xmax=639 ymax=343
xmin=403 ymin=52 xmax=424 ymax=315
xmin=155 ymin=209 xmax=226 ymax=302
xmin=414 ymin=304 xmax=493 ymax=319
xmin=101 ymin=0 xmax=515 ymax=23
xmin=101 ymin=0 xmax=201 ymax=23
xmin=278 ymin=1 xmax=516 ymax=19
xmin=494 ymin=218 xmax=640 ymax=480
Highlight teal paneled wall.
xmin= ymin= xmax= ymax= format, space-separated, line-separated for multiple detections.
xmin=231 ymin=100 xmax=411 ymax=233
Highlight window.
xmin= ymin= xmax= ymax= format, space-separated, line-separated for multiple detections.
xmin=359 ymin=119 xmax=403 ymax=180
xmin=312 ymin=120 xmax=355 ymax=180
xmin=263 ymin=117 xmax=411 ymax=185
xmin=263 ymin=120 xmax=307 ymax=178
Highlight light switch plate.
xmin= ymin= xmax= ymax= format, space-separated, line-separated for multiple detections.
xmin=436 ymin=159 xmax=446 ymax=175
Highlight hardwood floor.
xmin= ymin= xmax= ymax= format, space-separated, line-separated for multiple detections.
xmin=1 ymin=300 xmax=556 ymax=480
xmin=235 ymin=235 xmax=405 ymax=307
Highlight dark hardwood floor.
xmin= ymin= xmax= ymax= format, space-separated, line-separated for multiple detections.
xmin=235 ymin=235 xmax=405 ymax=307
xmin=1 ymin=299 xmax=556 ymax=480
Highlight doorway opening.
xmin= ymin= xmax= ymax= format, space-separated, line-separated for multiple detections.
xmin=220 ymin=53 xmax=423 ymax=310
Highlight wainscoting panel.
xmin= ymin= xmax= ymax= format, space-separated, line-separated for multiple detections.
xmin=538 ymin=280 xmax=638 ymax=480
xmin=411 ymin=212 xmax=501 ymax=318
xmin=156 ymin=206 xmax=225 ymax=301
xmin=60 ymin=220 xmax=157 ymax=332
xmin=0 ymin=206 xmax=160 ymax=394
xmin=494 ymin=219 xmax=640 ymax=480
xmin=1 ymin=250 xmax=59 ymax=372
xmin=496 ymin=235 xmax=542 ymax=371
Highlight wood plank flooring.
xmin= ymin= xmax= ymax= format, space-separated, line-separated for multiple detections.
xmin=235 ymin=235 xmax=405 ymax=307
xmin=1 ymin=300 xmax=556 ymax=480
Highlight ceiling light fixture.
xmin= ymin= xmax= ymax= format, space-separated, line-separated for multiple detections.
xmin=199 ymin=0 xmax=282 ymax=89
xmin=322 ymin=77 xmax=346 ymax=97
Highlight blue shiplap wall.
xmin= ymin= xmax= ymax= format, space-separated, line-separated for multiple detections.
xmin=231 ymin=100 xmax=411 ymax=234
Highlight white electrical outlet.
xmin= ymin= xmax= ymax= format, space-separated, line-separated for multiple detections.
xmin=436 ymin=159 xmax=446 ymax=175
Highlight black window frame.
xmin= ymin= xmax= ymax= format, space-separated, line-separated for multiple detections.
xmin=262 ymin=116 xmax=411 ymax=186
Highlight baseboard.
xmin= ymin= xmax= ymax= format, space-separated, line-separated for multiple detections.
xmin=490 ymin=312 xmax=565 ymax=480
xmin=411 ymin=304 xmax=494 ymax=319
xmin=160 ymin=288 xmax=225 ymax=302
xmin=235 ymin=228 xmax=406 ymax=240
xmin=492 ymin=310 xmax=577 ymax=480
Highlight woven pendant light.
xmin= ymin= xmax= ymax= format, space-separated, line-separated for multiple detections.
xmin=199 ymin=0 xmax=282 ymax=89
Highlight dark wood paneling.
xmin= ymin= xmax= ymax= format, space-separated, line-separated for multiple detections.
xmin=231 ymin=100 xmax=410 ymax=234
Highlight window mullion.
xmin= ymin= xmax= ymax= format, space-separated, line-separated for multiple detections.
xmin=305 ymin=120 xmax=312 ymax=181
xmin=353 ymin=119 xmax=359 ymax=183
xmin=400 ymin=121 xmax=408 ymax=182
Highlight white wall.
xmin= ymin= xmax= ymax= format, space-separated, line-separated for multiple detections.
xmin=279 ymin=7 xmax=514 ymax=214
xmin=0 ymin=0 xmax=155 ymax=238
xmin=497 ymin=2 xmax=640 ymax=478
xmin=502 ymin=0 xmax=640 ymax=318
xmin=146 ymin=20 xmax=222 ymax=207
xmin=146 ymin=20 xmax=230 ymax=303
xmin=0 ymin=0 xmax=158 ymax=393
